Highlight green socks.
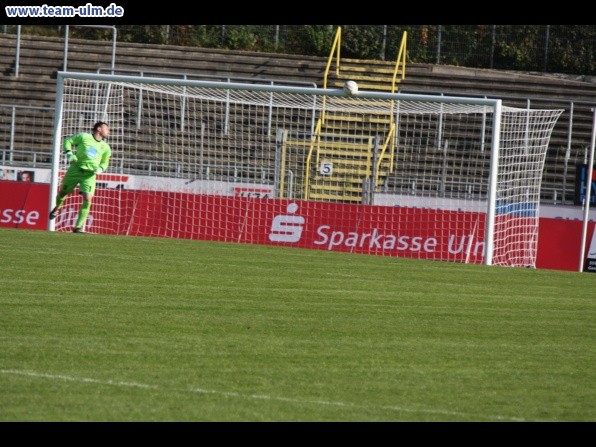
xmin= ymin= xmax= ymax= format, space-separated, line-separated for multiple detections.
xmin=75 ymin=200 xmax=92 ymax=229
xmin=54 ymin=194 xmax=67 ymax=210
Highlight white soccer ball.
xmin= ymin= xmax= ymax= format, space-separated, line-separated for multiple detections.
xmin=344 ymin=80 xmax=358 ymax=95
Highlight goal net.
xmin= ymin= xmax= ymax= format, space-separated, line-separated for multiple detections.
xmin=49 ymin=72 xmax=563 ymax=267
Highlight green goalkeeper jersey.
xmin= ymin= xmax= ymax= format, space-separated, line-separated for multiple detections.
xmin=64 ymin=132 xmax=111 ymax=173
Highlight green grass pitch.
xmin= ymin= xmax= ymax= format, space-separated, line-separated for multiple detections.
xmin=0 ymin=227 xmax=594 ymax=422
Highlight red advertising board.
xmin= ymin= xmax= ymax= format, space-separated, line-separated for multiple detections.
xmin=536 ymin=218 xmax=592 ymax=271
xmin=0 ymin=181 xmax=49 ymax=229
xmin=1 ymin=180 xmax=593 ymax=271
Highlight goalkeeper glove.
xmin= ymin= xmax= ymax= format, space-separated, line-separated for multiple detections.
xmin=66 ymin=152 xmax=77 ymax=162
xmin=95 ymin=167 xmax=103 ymax=174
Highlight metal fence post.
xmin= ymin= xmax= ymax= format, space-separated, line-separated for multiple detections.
xmin=563 ymin=101 xmax=574 ymax=204
xmin=380 ymin=25 xmax=387 ymax=61
xmin=436 ymin=25 xmax=442 ymax=64
xmin=275 ymin=25 xmax=279 ymax=50
xmin=63 ymin=25 xmax=69 ymax=71
xmin=490 ymin=25 xmax=496 ymax=69
xmin=543 ymin=25 xmax=550 ymax=73
xmin=9 ymin=106 xmax=16 ymax=161
xmin=111 ymin=26 xmax=117 ymax=71
xmin=15 ymin=25 xmax=21 ymax=77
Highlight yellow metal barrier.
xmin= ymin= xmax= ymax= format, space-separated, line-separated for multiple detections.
xmin=391 ymin=32 xmax=408 ymax=93
xmin=302 ymin=27 xmax=406 ymax=200
xmin=321 ymin=27 xmax=342 ymax=125
xmin=375 ymin=123 xmax=396 ymax=187
xmin=323 ymin=27 xmax=342 ymax=90
xmin=303 ymin=119 xmax=323 ymax=199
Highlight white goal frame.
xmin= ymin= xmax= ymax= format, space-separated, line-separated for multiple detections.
xmin=49 ymin=71 xmax=563 ymax=267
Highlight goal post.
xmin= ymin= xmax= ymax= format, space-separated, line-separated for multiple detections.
xmin=49 ymin=71 xmax=563 ymax=267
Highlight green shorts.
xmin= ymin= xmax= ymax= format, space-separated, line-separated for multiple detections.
xmin=60 ymin=164 xmax=97 ymax=195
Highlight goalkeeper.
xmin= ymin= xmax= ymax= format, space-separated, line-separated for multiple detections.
xmin=49 ymin=121 xmax=112 ymax=233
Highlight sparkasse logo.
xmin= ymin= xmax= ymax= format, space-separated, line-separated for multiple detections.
xmin=269 ymin=203 xmax=305 ymax=243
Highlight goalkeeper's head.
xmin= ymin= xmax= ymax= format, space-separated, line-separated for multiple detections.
xmin=92 ymin=121 xmax=110 ymax=140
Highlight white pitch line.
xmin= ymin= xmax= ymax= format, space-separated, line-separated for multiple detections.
xmin=0 ymin=369 xmax=525 ymax=421
xmin=1 ymin=369 xmax=157 ymax=390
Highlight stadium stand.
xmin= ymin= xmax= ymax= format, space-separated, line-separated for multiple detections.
xmin=0 ymin=33 xmax=595 ymax=204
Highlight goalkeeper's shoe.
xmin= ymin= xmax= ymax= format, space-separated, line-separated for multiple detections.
xmin=49 ymin=208 xmax=58 ymax=220
xmin=72 ymin=227 xmax=85 ymax=234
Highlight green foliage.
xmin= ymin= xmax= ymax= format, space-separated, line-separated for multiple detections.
xmin=189 ymin=25 xmax=226 ymax=49
xmin=117 ymin=25 xmax=170 ymax=45
xmin=301 ymin=25 xmax=335 ymax=56
xmin=393 ymin=25 xmax=434 ymax=63
xmin=492 ymin=25 xmax=543 ymax=71
xmin=282 ymin=25 xmax=336 ymax=56
xmin=221 ymin=25 xmax=258 ymax=51
xmin=19 ymin=25 xmax=61 ymax=37
xmin=341 ymin=25 xmax=384 ymax=59
xmin=547 ymin=25 xmax=595 ymax=75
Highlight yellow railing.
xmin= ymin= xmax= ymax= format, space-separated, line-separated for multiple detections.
xmin=320 ymin=27 xmax=342 ymax=126
xmin=375 ymin=123 xmax=396 ymax=186
xmin=323 ymin=26 xmax=342 ymax=90
xmin=303 ymin=119 xmax=323 ymax=199
xmin=303 ymin=26 xmax=404 ymax=200
xmin=391 ymin=31 xmax=408 ymax=93
xmin=323 ymin=27 xmax=407 ymax=94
